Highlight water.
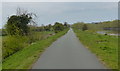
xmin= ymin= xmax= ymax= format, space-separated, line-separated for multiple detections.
xmin=97 ymin=31 xmax=106 ymax=35
xmin=97 ymin=31 xmax=119 ymax=36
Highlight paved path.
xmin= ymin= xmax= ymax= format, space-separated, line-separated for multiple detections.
xmin=32 ymin=29 xmax=106 ymax=69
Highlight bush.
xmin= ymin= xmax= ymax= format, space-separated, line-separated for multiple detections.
xmin=53 ymin=22 xmax=65 ymax=33
xmin=5 ymin=8 xmax=36 ymax=36
xmin=2 ymin=36 xmax=28 ymax=59
xmin=5 ymin=15 xmax=30 ymax=36
xmin=2 ymin=31 xmax=52 ymax=59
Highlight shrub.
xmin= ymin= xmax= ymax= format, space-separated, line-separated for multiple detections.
xmin=2 ymin=36 xmax=28 ymax=59
xmin=53 ymin=22 xmax=65 ymax=33
xmin=2 ymin=31 xmax=50 ymax=59
xmin=5 ymin=15 xmax=30 ymax=36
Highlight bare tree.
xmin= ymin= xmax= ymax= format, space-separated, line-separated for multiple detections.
xmin=16 ymin=7 xmax=37 ymax=26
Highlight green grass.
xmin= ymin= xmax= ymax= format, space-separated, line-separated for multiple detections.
xmin=2 ymin=29 xmax=68 ymax=70
xmin=2 ymin=31 xmax=54 ymax=59
xmin=0 ymin=36 xmax=2 ymax=70
xmin=73 ymin=28 xmax=118 ymax=69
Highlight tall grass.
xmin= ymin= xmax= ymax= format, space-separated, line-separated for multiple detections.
xmin=2 ymin=36 xmax=28 ymax=59
xmin=2 ymin=31 xmax=54 ymax=59
xmin=2 ymin=29 xmax=68 ymax=69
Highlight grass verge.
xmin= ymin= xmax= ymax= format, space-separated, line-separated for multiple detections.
xmin=0 ymin=36 xmax=2 ymax=70
xmin=2 ymin=29 xmax=68 ymax=70
xmin=2 ymin=31 xmax=54 ymax=59
xmin=73 ymin=28 xmax=118 ymax=69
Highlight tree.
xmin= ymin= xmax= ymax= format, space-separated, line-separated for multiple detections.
xmin=82 ymin=24 xmax=88 ymax=31
xmin=5 ymin=8 xmax=36 ymax=36
xmin=48 ymin=24 xmax=53 ymax=31
xmin=53 ymin=22 xmax=64 ymax=33
xmin=64 ymin=22 xmax=68 ymax=27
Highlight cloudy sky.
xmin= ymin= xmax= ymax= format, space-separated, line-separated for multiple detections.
xmin=1 ymin=2 xmax=118 ymax=28
xmin=1 ymin=0 xmax=119 ymax=2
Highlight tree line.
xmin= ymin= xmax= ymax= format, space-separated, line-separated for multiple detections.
xmin=32 ymin=22 xmax=70 ymax=33
xmin=4 ymin=8 xmax=70 ymax=36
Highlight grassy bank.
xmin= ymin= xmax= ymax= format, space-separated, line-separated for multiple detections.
xmin=2 ymin=31 xmax=55 ymax=59
xmin=0 ymin=36 xmax=2 ymax=70
xmin=73 ymin=28 xmax=118 ymax=69
xmin=2 ymin=29 xmax=68 ymax=69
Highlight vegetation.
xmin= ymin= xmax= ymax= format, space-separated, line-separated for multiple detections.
xmin=2 ymin=32 xmax=53 ymax=59
xmin=82 ymin=24 xmax=88 ymax=31
xmin=72 ymin=21 xmax=118 ymax=69
xmin=5 ymin=8 xmax=36 ymax=36
xmin=88 ymin=20 xmax=119 ymax=34
xmin=2 ymin=8 xmax=69 ymax=60
xmin=53 ymin=22 xmax=65 ymax=33
xmin=1 ymin=7 xmax=70 ymax=70
xmin=2 ymin=24 xmax=68 ymax=59
xmin=2 ymin=29 xmax=69 ymax=70
xmin=0 ymin=36 xmax=2 ymax=70
xmin=0 ymin=29 xmax=7 ymax=36
xmin=2 ymin=8 xmax=37 ymax=59
xmin=2 ymin=6 xmax=118 ymax=70
xmin=72 ymin=22 xmax=84 ymax=30
xmin=72 ymin=20 xmax=119 ymax=34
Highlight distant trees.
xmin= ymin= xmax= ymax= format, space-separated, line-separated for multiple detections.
xmin=64 ymin=22 xmax=70 ymax=28
xmin=64 ymin=22 xmax=68 ymax=27
xmin=53 ymin=22 xmax=65 ymax=33
xmin=33 ymin=22 xmax=69 ymax=33
xmin=30 ymin=22 xmax=69 ymax=33
xmin=44 ymin=24 xmax=52 ymax=31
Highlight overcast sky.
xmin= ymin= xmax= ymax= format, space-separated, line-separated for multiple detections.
xmin=1 ymin=2 xmax=118 ymax=28
xmin=1 ymin=0 xmax=119 ymax=2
